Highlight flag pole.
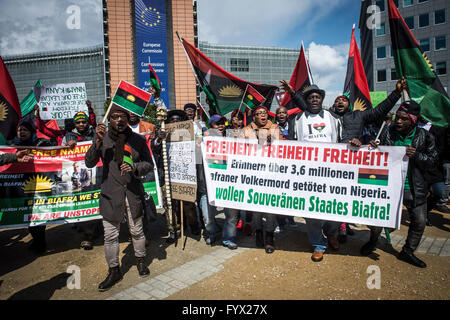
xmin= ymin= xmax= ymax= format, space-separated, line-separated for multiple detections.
xmin=103 ymin=81 xmax=124 ymax=123
xmin=238 ymin=84 xmax=248 ymax=114
xmin=180 ymin=200 xmax=184 ymax=250
xmin=176 ymin=31 xmax=206 ymax=97
xmin=196 ymin=98 xmax=210 ymax=121
xmin=303 ymin=40 xmax=314 ymax=84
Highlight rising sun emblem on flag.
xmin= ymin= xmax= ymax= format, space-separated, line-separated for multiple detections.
xmin=353 ymin=97 xmax=367 ymax=111
xmin=218 ymin=85 xmax=243 ymax=98
xmin=422 ymin=52 xmax=434 ymax=72
xmin=22 ymin=175 xmax=54 ymax=193
xmin=0 ymin=101 xmax=8 ymax=122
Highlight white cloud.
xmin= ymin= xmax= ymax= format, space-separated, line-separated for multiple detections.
xmin=0 ymin=0 xmax=102 ymax=56
xmin=307 ymin=41 xmax=349 ymax=107
xmin=196 ymin=0 xmax=342 ymax=47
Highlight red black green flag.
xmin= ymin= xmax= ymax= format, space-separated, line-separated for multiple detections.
xmin=281 ymin=42 xmax=312 ymax=116
xmin=123 ymin=144 xmax=134 ymax=167
xmin=180 ymin=37 xmax=277 ymax=116
xmin=148 ymin=62 xmax=161 ymax=95
xmin=343 ymin=26 xmax=372 ymax=111
xmin=388 ymin=0 xmax=450 ymax=127
xmin=112 ymin=81 xmax=152 ymax=117
xmin=206 ymin=154 xmax=227 ymax=170
xmin=358 ymin=168 xmax=389 ymax=186
xmin=0 ymin=56 xmax=21 ymax=144
xmin=242 ymin=84 xmax=265 ymax=109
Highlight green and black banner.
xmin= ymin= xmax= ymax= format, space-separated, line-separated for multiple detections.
xmin=0 ymin=137 xmax=161 ymax=229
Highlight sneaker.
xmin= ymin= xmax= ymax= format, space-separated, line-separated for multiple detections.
xmin=222 ymin=240 xmax=238 ymax=250
xmin=274 ymin=226 xmax=281 ymax=233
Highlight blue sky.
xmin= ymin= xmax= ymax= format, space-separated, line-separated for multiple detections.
xmin=196 ymin=0 xmax=368 ymax=106
xmin=0 ymin=0 xmax=369 ymax=107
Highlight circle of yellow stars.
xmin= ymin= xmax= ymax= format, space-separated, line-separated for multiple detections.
xmin=141 ymin=7 xmax=161 ymax=27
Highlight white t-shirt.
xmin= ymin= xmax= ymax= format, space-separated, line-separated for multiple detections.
xmin=130 ymin=123 xmax=140 ymax=133
xmin=295 ymin=110 xmax=340 ymax=142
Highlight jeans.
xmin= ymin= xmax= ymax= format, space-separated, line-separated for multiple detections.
xmin=103 ymin=198 xmax=146 ymax=268
xmin=305 ymin=218 xmax=340 ymax=252
xmin=199 ymin=194 xmax=238 ymax=242
xmin=369 ymin=189 xmax=426 ymax=253
xmin=431 ymin=181 xmax=448 ymax=205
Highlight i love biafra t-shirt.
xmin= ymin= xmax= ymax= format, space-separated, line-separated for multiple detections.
xmin=297 ymin=111 xmax=338 ymax=142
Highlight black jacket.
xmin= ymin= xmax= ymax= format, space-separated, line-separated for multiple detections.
xmin=378 ymin=125 xmax=438 ymax=206
xmin=85 ymin=131 xmax=153 ymax=223
xmin=62 ymin=126 xmax=95 ymax=145
xmin=422 ymin=124 xmax=447 ymax=184
xmin=332 ymin=90 xmax=401 ymax=143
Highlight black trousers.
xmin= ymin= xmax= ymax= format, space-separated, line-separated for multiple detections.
xmin=369 ymin=190 xmax=427 ymax=253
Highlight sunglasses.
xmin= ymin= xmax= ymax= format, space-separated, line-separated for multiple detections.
xmin=75 ymin=120 xmax=88 ymax=124
xmin=110 ymin=114 xmax=128 ymax=120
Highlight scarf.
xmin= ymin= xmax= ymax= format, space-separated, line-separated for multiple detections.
xmin=108 ymin=125 xmax=132 ymax=165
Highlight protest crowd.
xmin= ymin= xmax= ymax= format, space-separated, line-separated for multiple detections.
xmin=0 ymin=2 xmax=449 ymax=294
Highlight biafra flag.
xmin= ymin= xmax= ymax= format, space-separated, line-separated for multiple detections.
xmin=388 ymin=0 xmax=450 ymax=127
xmin=123 ymin=144 xmax=134 ymax=167
xmin=206 ymin=154 xmax=227 ymax=170
xmin=0 ymin=56 xmax=21 ymax=145
xmin=148 ymin=62 xmax=161 ymax=95
xmin=112 ymin=81 xmax=152 ymax=117
xmin=180 ymin=37 xmax=277 ymax=116
xmin=358 ymin=168 xmax=389 ymax=186
xmin=281 ymin=42 xmax=312 ymax=116
xmin=343 ymin=26 xmax=372 ymax=111
xmin=243 ymin=84 xmax=265 ymax=109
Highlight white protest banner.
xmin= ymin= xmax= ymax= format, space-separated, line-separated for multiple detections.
xmin=166 ymin=120 xmax=197 ymax=202
xmin=37 ymin=83 xmax=88 ymax=120
xmin=201 ymin=136 xmax=407 ymax=229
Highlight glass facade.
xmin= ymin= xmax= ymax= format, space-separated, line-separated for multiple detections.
xmin=3 ymin=45 xmax=106 ymax=120
xmin=198 ymin=41 xmax=304 ymax=112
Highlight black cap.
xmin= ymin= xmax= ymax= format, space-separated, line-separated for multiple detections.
xmin=167 ymin=109 xmax=188 ymax=122
xmin=303 ymin=84 xmax=325 ymax=100
xmin=183 ymin=103 xmax=197 ymax=111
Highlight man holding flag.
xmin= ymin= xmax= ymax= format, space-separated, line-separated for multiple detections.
xmin=332 ymin=78 xmax=407 ymax=146
xmin=85 ymin=104 xmax=153 ymax=291
xmin=361 ymin=101 xmax=438 ymax=268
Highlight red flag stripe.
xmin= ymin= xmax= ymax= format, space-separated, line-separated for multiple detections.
xmin=388 ymin=0 xmax=419 ymax=47
xmin=0 ymin=56 xmax=21 ymax=117
xmin=358 ymin=168 xmax=389 ymax=175
xmin=117 ymin=81 xmax=152 ymax=102
xmin=349 ymin=28 xmax=372 ymax=103
xmin=246 ymin=85 xmax=265 ymax=102
xmin=280 ymin=44 xmax=310 ymax=107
